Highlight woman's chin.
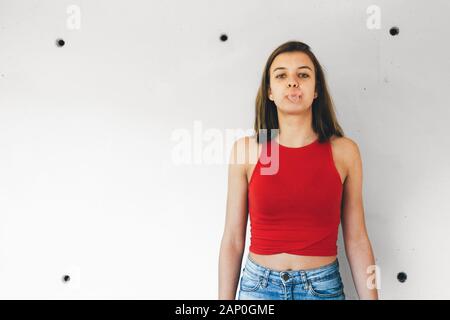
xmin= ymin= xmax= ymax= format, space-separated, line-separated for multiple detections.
xmin=278 ymin=104 xmax=312 ymax=114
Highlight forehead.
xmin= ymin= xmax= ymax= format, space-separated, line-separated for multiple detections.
xmin=270 ymin=51 xmax=315 ymax=73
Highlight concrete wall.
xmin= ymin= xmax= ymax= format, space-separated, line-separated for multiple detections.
xmin=0 ymin=0 xmax=449 ymax=299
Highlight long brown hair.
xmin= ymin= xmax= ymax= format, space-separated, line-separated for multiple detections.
xmin=254 ymin=41 xmax=344 ymax=144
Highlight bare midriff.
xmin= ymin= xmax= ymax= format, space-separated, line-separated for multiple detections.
xmin=249 ymin=252 xmax=337 ymax=271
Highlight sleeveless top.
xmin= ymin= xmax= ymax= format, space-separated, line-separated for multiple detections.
xmin=248 ymin=137 xmax=343 ymax=256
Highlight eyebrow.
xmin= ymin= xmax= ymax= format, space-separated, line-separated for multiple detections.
xmin=272 ymin=66 xmax=313 ymax=73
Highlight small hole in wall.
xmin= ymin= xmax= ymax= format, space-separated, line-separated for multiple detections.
xmin=56 ymin=38 xmax=65 ymax=47
xmin=62 ymin=274 xmax=71 ymax=283
xmin=220 ymin=34 xmax=228 ymax=42
xmin=389 ymin=27 xmax=400 ymax=36
xmin=397 ymin=272 xmax=407 ymax=283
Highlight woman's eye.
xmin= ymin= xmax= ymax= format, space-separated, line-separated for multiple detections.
xmin=275 ymin=74 xmax=309 ymax=79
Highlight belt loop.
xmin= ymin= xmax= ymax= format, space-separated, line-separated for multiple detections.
xmin=299 ymin=270 xmax=309 ymax=290
xmin=261 ymin=269 xmax=270 ymax=287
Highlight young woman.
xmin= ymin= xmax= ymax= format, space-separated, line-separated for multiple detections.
xmin=218 ymin=41 xmax=379 ymax=300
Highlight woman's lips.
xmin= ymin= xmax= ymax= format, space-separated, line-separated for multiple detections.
xmin=287 ymin=94 xmax=301 ymax=103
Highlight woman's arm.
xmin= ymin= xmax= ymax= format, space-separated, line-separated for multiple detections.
xmin=218 ymin=137 xmax=250 ymax=300
xmin=341 ymin=138 xmax=379 ymax=300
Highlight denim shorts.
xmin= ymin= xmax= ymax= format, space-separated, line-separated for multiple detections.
xmin=237 ymin=254 xmax=346 ymax=300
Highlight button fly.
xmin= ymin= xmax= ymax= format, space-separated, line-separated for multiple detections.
xmin=281 ymin=273 xmax=290 ymax=281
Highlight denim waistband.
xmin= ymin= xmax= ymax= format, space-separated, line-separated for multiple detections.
xmin=243 ymin=253 xmax=341 ymax=287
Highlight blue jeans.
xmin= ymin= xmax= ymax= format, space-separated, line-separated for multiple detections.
xmin=237 ymin=254 xmax=346 ymax=300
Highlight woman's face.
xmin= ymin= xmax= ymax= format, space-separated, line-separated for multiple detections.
xmin=268 ymin=51 xmax=317 ymax=114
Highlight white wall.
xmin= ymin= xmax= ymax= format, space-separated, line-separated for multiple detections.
xmin=0 ymin=0 xmax=449 ymax=299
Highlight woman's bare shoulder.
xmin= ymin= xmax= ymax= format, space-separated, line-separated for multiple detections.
xmin=329 ymin=134 xmax=358 ymax=149
xmin=249 ymin=134 xmax=265 ymax=162
xmin=329 ymin=135 xmax=362 ymax=173
xmin=234 ymin=135 xmax=262 ymax=164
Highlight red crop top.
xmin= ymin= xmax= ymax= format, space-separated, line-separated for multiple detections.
xmin=248 ymin=136 xmax=343 ymax=256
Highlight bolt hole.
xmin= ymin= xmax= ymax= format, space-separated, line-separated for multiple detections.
xmin=397 ymin=272 xmax=407 ymax=283
xmin=389 ymin=27 xmax=400 ymax=36
xmin=56 ymin=38 xmax=65 ymax=47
